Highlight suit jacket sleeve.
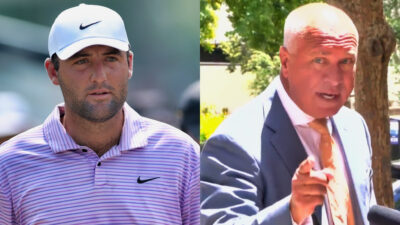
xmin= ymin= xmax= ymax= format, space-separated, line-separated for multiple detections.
xmin=200 ymin=134 xmax=292 ymax=225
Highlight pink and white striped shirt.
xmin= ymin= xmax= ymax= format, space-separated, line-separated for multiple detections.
xmin=0 ymin=103 xmax=200 ymax=225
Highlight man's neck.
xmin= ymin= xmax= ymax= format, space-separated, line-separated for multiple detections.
xmin=61 ymin=107 xmax=124 ymax=157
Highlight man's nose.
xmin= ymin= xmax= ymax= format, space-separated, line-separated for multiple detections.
xmin=325 ymin=64 xmax=342 ymax=87
xmin=90 ymin=62 xmax=107 ymax=83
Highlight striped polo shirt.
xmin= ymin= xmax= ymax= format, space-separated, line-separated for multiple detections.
xmin=0 ymin=103 xmax=200 ymax=225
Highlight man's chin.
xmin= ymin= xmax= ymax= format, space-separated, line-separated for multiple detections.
xmin=82 ymin=111 xmax=118 ymax=123
xmin=309 ymin=107 xmax=342 ymax=119
xmin=78 ymin=103 xmax=123 ymax=123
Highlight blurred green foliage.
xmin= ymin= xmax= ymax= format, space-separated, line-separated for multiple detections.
xmin=200 ymin=0 xmax=222 ymax=52
xmin=200 ymin=105 xmax=226 ymax=146
xmin=384 ymin=0 xmax=400 ymax=101
xmin=224 ymin=0 xmax=319 ymax=54
xmin=220 ymin=33 xmax=281 ymax=95
xmin=211 ymin=0 xmax=320 ymax=95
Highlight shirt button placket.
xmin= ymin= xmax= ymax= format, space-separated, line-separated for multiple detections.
xmin=95 ymin=160 xmax=107 ymax=186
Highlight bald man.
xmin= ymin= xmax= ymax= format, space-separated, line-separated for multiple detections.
xmin=200 ymin=3 xmax=375 ymax=225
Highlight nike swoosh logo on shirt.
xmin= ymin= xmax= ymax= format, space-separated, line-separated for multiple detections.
xmin=137 ymin=176 xmax=160 ymax=184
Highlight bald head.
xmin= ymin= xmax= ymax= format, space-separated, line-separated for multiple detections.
xmin=283 ymin=3 xmax=358 ymax=53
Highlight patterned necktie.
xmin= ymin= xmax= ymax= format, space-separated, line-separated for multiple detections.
xmin=308 ymin=119 xmax=354 ymax=225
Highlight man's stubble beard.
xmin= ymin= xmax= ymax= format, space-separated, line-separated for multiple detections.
xmin=57 ymin=74 xmax=128 ymax=123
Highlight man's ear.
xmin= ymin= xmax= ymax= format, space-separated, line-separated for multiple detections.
xmin=128 ymin=51 xmax=133 ymax=79
xmin=279 ymin=46 xmax=289 ymax=78
xmin=44 ymin=58 xmax=60 ymax=85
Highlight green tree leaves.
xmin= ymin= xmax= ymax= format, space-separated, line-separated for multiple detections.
xmin=201 ymin=0 xmax=320 ymax=95
xmin=200 ymin=0 xmax=222 ymax=52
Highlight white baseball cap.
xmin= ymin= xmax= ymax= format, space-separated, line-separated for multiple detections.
xmin=48 ymin=4 xmax=130 ymax=60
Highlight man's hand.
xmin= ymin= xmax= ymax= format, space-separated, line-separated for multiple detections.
xmin=290 ymin=156 xmax=333 ymax=224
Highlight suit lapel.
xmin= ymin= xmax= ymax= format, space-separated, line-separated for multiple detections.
xmin=332 ymin=113 xmax=365 ymax=225
xmin=264 ymin=93 xmax=322 ymax=224
xmin=265 ymin=93 xmax=307 ymax=176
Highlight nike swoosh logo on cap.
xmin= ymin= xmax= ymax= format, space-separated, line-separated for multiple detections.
xmin=79 ymin=21 xmax=101 ymax=30
xmin=137 ymin=176 xmax=160 ymax=184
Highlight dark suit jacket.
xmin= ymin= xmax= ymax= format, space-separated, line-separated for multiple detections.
xmin=200 ymin=80 xmax=375 ymax=225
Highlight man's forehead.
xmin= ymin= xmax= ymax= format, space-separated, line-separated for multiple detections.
xmin=73 ymin=45 xmax=122 ymax=56
xmin=284 ymin=3 xmax=359 ymax=52
xmin=298 ymin=26 xmax=358 ymax=50
xmin=288 ymin=3 xmax=358 ymax=36
xmin=305 ymin=12 xmax=356 ymax=34
xmin=304 ymin=23 xmax=357 ymax=38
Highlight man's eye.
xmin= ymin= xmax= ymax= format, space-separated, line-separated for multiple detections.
xmin=341 ymin=58 xmax=354 ymax=64
xmin=106 ymin=57 xmax=118 ymax=62
xmin=74 ymin=59 xmax=88 ymax=65
xmin=313 ymin=58 xmax=324 ymax=64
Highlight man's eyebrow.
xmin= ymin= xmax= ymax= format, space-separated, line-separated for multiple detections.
xmin=69 ymin=52 xmax=90 ymax=60
xmin=308 ymin=49 xmax=356 ymax=57
xmin=309 ymin=50 xmax=331 ymax=56
xmin=103 ymin=48 xmax=122 ymax=55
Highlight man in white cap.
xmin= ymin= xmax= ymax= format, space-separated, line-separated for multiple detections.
xmin=0 ymin=4 xmax=199 ymax=224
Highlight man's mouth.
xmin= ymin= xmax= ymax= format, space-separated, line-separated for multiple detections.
xmin=88 ymin=89 xmax=110 ymax=95
xmin=318 ymin=92 xmax=338 ymax=100
xmin=88 ymin=89 xmax=112 ymax=99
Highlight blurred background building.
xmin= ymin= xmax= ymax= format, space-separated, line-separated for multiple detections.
xmin=0 ymin=0 xmax=199 ymax=142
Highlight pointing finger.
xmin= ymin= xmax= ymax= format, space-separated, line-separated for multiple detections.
xmin=298 ymin=156 xmax=316 ymax=175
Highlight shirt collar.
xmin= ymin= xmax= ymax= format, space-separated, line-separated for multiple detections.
xmin=118 ymin=102 xmax=148 ymax=152
xmin=43 ymin=102 xmax=148 ymax=153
